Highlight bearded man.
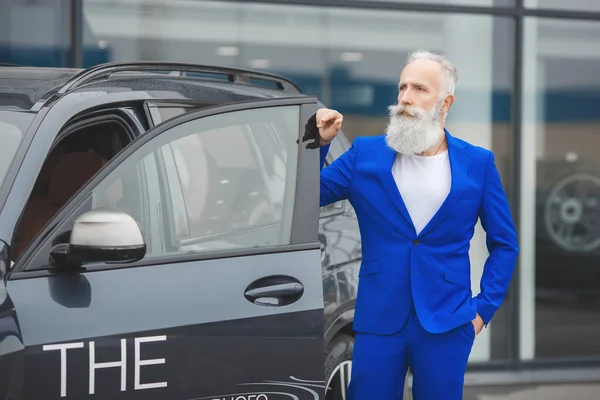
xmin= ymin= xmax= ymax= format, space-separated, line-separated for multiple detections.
xmin=315 ymin=50 xmax=519 ymax=400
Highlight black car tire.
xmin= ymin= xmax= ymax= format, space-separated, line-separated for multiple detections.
xmin=538 ymin=164 xmax=600 ymax=254
xmin=325 ymin=333 xmax=354 ymax=400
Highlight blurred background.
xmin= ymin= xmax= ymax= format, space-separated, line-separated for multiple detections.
xmin=3 ymin=0 xmax=600 ymax=378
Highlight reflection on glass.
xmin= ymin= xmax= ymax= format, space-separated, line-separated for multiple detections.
xmin=524 ymin=17 xmax=600 ymax=358
xmin=0 ymin=111 xmax=31 ymax=188
xmin=169 ymin=122 xmax=286 ymax=238
xmin=92 ymin=106 xmax=299 ymax=256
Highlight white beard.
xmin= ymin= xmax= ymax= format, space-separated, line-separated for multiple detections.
xmin=384 ymin=102 xmax=444 ymax=155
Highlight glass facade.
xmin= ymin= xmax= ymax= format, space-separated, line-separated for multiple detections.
xmin=2 ymin=0 xmax=600 ymax=369
xmin=343 ymin=0 xmax=515 ymax=7
xmin=0 ymin=0 xmax=72 ymax=67
xmin=521 ymin=17 xmax=600 ymax=360
xmin=525 ymin=0 xmax=600 ymax=12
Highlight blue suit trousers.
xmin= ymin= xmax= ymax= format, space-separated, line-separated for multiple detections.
xmin=347 ymin=305 xmax=476 ymax=400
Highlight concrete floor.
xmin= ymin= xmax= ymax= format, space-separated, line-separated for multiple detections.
xmin=462 ymin=382 xmax=600 ymax=400
xmin=400 ymin=382 xmax=600 ymax=399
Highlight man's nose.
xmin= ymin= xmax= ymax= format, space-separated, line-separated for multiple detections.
xmin=398 ymin=90 xmax=413 ymax=105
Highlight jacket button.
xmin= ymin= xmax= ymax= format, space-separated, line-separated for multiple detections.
xmin=413 ymin=239 xmax=419 ymax=245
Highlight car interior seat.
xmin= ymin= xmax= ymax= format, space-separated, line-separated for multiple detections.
xmin=12 ymin=151 xmax=108 ymax=261
xmin=47 ymin=151 xmax=108 ymax=208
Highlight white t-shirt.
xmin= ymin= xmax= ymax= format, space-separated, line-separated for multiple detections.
xmin=391 ymin=150 xmax=451 ymax=235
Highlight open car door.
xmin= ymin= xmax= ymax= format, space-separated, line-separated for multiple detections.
xmin=1 ymin=97 xmax=326 ymax=400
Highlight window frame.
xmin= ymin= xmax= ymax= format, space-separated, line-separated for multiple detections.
xmin=10 ymin=96 xmax=321 ymax=278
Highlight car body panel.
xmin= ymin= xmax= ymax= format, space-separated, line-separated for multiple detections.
xmin=8 ymin=251 xmax=325 ymax=400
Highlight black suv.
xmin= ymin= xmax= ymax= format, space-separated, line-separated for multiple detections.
xmin=0 ymin=62 xmax=361 ymax=400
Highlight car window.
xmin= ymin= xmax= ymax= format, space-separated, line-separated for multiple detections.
xmin=0 ymin=110 xmax=33 ymax=190
xmin=91 ymin=105 xmax=300 ymax=258
xmin=155 ymin=106 xmax=196 ymax=122
xmin=148 ymin=105 xmax=213 ymax=126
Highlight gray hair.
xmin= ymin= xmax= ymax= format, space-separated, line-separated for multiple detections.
xmin=407 ymin=50 xmax=458 ymax=99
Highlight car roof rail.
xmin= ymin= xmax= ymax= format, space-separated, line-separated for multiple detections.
xmin=58 ymin=61 xmax=303 ymax=94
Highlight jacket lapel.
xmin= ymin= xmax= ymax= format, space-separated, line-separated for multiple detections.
xmin=376 ymin=144 xmax=416 ymax=232
xmin=417 ymin=129 xmax=468 ymax=237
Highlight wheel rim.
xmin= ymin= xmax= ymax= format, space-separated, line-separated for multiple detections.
xmin=544 ymin=172 xmax=600 ymax=252
xmin=325 ymin=360 xmax=352 ymax=400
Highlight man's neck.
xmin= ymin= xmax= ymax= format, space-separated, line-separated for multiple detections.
xmin=418 ymin=131 xmax=447 ymax=157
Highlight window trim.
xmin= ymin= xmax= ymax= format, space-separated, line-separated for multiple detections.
xmin=56 ymin=108 xmax=138 ymax=144
xmin=9 ymin=242 xmax=320 ymax=280
xmin=155 ymin=142 xmax=190 ymax=248
xmin=9 ymin=96 xmax=319 ymax=277
xmin=290 ymin=102 xmax=321 ymax=244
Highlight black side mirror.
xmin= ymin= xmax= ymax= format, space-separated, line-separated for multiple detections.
xmin=50 ymin=209 xmax=146 ymax=269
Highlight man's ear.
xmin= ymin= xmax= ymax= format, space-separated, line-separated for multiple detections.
xmin=442 ymin=94 xmax=455 ymax=114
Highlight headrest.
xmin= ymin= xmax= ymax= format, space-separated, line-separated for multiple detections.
xmin=48 ymin=152 xmax=107 ymax=206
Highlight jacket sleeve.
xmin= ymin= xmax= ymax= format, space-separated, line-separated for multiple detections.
xmin=475 ymin=152 xmax=519 ymax=325
xmin=320 ymin=138 xmax=360 ymax=207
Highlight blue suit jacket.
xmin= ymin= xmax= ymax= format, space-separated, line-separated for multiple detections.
xmin=320 ymin=130 xmax=519 ymax=335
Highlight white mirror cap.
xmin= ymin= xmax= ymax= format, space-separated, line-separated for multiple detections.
xmin=70 ymin=209 xmax=145 ymax=248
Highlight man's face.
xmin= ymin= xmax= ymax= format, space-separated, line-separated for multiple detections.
xmin=397 ymin=59 xmax=442 ymax=112
xmin=384 ymin=59 xmax=449 ymax=155
xmin=383 ymin=59 xmax=456 ymax=155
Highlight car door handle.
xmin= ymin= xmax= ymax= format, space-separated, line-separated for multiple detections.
xmin=245 ymin=282 xmax=303 ymax=298
xmin=244 ymin=277 xmax=304 ymax=307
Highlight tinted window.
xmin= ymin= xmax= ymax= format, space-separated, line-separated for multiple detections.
xmin=91 ymin=105 xmax=300 ymax=258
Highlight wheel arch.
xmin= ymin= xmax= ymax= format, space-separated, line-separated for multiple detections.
xmin=325 ymin=309 xmax=355 ymax=345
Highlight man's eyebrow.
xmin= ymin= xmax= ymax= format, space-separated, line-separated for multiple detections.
xmin=398 ymin=81 xmax=430 ymax=90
